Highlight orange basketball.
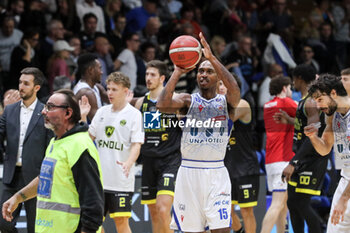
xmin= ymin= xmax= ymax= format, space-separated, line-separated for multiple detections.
xmin=169 ymin=35 xmax=202 ymax=69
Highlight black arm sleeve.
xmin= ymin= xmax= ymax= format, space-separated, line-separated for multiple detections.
xmin=72 ymin=150 xmax=104 ymax=233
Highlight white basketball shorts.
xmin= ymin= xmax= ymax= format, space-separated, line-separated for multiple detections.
xmin=266 ymin=161 xmax=289 ymax=192
xmin=170 ymin=161 xmax=231 ymax=232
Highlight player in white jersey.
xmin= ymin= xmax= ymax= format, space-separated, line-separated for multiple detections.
xmin=88 ymin=72 xmax=144 ymax=233
xmin=304 ymin=74 xmax=350 ymax=233
xmin=157 ymin=32 xmax=240 ymax=233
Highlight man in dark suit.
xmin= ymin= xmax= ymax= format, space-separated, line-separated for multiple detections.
xmin=0 ymin=67 xmax=53 ymax=233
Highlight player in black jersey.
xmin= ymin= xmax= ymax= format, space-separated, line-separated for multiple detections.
xmin=134 ymin=60 xmax=182 ymax=233
xmin=281 ymin=65 xmax=329 ymax=233
xmin=218 ymin=79 xmax=260 ymax=233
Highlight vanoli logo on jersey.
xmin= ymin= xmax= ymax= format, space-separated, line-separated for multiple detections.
xmin=105 ymin=126 xmax=115 ymax=137
xmin=143 ymin=110 xmax=223 ymax=129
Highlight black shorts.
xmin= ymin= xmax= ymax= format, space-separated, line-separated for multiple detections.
xmin=104 ymin=191 xmax=133 ymax=218
xmin=141 ymin=151 xmax=181 ymax=204
xmin=288 ymin=157 xmax=328 ymax=195
xmin=231 ymin=175 xmax=259 ymax=208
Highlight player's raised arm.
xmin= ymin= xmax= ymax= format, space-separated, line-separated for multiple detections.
xmin=156 ymin=66 xmax=192 ymax=113
xmin=199 ymin=32 xmax=240 ymax=109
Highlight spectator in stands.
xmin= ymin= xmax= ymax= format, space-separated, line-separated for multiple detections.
xmin=310 ymin=0 xmax=333 ymax=25
xmin=66 ymin=36 xmax=81 ymax=77
xmin=38 ymin=19 xmax=65 ymax=72
xmin=18 ymin=0 xmax=46 ymax=34
xmin=114 ymin=32 xmax=140 ymax=91
xmin=298 ymin=45 xmax=320 ymax=73
xmin=79 ymin=13 xmax=105 ymax=52
xmin=174 ymin=5 xmax=202 ymax=39
xmin=299 ymin=11 xmax=323 ymax=41
xmin=223 ymin=35 xmax=259 ymax=86
xmin=76 ymin=0 xmax=106 ymax=33
xmin=93 ymin=35 xmax=115 ymax=87
xmin=316 ymin=22 xmax=338 ymax=73
xmin=53 ymin=0 xmax=81 ymax=38
xmin=103 ymin=0 xmax=123 ymax=33
xmin=332 ymin=0 xmax=350 ymax=70
xmin=136 ymin=41 xmax=156 ymax=91
xmin=47 ymin=40 xmax=74 ymax=93
xmin=258 ymin=0 xmax=293 ymax=49
xmin=210 ymin=35 xmax=226 ymax=60
xmin=8 ymin=0 xmax=24 ymax=28
xmin=0 ymin=16 xmax=23 ymax=92
xmin=262 ymin=76 xmax=297 ymax=233
xmin=220 ymin=0 xmax=247 ymax=33
xmin=108 ymin=13 xmax=126 ymax=59
xmin=138 ymin=16 xmax=160 ymax=46
xmin=125 ymin=0 xmax=157 ymax=33
xmin=9 ymin=28 xmax=41 ymax=91
xmin=157 ymin=0 xmax=182 ymax=24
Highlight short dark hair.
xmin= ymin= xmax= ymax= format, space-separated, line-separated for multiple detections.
xmin=83 ymin=12 xmax=98 ymax=24
xmin=140 ymin=41 xmax=156 ymax=54
xmin=123 ymin=32 xmax=138 ymax=45
xmin=308 ymin=74 xmax=347 ymax=98
xmin=269 ymin=76 xmax=292 ymax=96
xmin=54 ymin=89 xmax=81 ymax=124
xmin=292 ymin=64 xmax=316 ymax=84
xmin=341 ymin=68 xmax=350 ymax=76
xmin=21 ymin=67 xmax=45 ymax=86
xmin=77 ymin=53 xmax=99 ymax=78
xmin=146 ymin=60 xmax=168 ymax=78
xmin=113 ymin=12 xmax=125 ymax=23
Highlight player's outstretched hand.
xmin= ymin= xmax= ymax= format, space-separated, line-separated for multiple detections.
xmin=331 ymin=197 xmax=347 ymax=225
xmin=281 ymin=164 xmax=295 ymax=183
xmin=116 ymin=160 xmax=132 ymax=178
xmin=79 ymin=95 xmax=90 ymax=122
xmin=2 ymin=196 xmax=20 ymax=222
xmin=199 ymin=32 xmax=213 ymax=60
xmin=173 ymin=65 xmax=196 ymax=76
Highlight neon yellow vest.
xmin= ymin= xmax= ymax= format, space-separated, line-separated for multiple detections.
xmin=35 ymin=131 xmax=103 ymax=233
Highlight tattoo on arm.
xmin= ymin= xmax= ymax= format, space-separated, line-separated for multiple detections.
xmin=19 ymin=192 xmax=27 ymax=201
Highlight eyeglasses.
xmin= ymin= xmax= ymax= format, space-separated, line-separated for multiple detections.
xmin=44 ymin=104 xmax=68 ymax=112
xmin=304 ymin=50 xmax=313 ymax=53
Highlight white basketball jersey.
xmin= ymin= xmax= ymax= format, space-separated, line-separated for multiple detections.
xmin=73 ymin=80 xmax=102 ymax=108
xmin=180 ymin=93 xmax=232 ymax=163
xmin=333 ymin=111 xmax=350 ymax=179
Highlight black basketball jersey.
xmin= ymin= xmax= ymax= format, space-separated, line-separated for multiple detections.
xmin=224 ymin=118 xmax=260 ymax=178
xmin=140 ymin=94 xmax=182 ymax=158
xmin=292 ymin=96 xmax=328 ymax=171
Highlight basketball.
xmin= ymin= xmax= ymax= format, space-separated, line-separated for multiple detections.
xmin=169 ymin=35 xmax=202 ymax=69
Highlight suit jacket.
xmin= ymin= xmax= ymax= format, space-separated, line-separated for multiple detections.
xmin=0 ymin=100 xmax=53 ymax=185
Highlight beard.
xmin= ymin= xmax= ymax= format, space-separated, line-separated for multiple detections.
xmin=44 ymin=122 xmax=56 ymax=131
xmin=326 ymin=99 xmax=337 ymax=116
xmin=20 ymin=89 xmax=34 ymax=100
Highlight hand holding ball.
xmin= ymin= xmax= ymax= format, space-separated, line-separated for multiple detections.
xmin=169 ymin=35 xmax=202 ymax=69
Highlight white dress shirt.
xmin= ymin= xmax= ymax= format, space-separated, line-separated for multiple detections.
xmin=16 ymin=99 xmax=38 ymax=166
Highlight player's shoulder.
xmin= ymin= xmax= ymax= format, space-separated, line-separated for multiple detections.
xmin=126 ymin=103 xmax=142 ymax=115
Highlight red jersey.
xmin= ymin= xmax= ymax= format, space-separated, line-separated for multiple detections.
xmin=264 ymin=96 xmax=297 ymax=164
